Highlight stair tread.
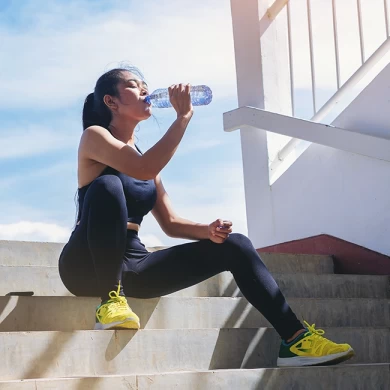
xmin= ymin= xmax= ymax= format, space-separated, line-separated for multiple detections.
xmin=0 ymin=364 xmax=388 ymax=384
xmin=0 ymin=296 xmax=388 ymax=331
xmin=1 ymin=266 xmax=387 ymax=297
xmin=0 ymin=241 xmax=334 ymax=273
xmin=0 ymin=328 xmax=388 ymax=381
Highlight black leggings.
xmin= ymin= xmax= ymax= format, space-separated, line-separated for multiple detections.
xmin=59 ymin=175 xmax=304 ymax=340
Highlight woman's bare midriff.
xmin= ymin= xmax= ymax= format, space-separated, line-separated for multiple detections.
xmin=76 ymin=221 xmax=140 ymax=231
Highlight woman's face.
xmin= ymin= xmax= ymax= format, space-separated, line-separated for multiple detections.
xmin=109 ymin=71 xmax=152 ymax=122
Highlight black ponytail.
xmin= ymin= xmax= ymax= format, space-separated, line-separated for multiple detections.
xmin=82 ymin=92 xmax=111 ymax=130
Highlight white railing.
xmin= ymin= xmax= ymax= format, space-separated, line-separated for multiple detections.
xmin=286 ymin=0 xmax=390 ymax=118
xmin=270 ymin=0 xmax=390 ymax=180
xmin=275 ymin=37 xmax=390 ymax=172
xmin=224 ymin=107 xmax=390 ymax=163
xmin=228 ymin=0 xmax=390 ymax=249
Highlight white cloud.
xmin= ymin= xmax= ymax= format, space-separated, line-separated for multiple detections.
xmin=0 ymin=160 xmax=247 ymax=247
xmin=0 ymin=221 xmax=71 ymax=243
xmin=1 ymin=0 xmax=387 ymax=112
xmin=0 ymin=0 xmax=236 ymax=110
xmin=2 ymin=0 xmax=386 ymax=250
xmin=0 ymin=124 xmax=78 ymax=160
xmin=0 ymin=200 xmax=57 ymax=225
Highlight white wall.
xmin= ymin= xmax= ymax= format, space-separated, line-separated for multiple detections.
xmin=229 ymin=0 xmax=390 ymax=254
xmin=270 ymin=143 xmax=390 ymax=254
xmin=332 ymin=62 xmax=390 ymax=139
xmin=259 ymin=64 xmax=390 ymax=255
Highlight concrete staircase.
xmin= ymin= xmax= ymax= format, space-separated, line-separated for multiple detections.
xmin=0 ymin=241 xmax=388 ymax=389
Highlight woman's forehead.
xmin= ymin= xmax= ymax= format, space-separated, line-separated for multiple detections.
xmin=122 ymin=70 xmax=137 ymax=79
xmin=120 ymin=71 xmax=147 ymax=86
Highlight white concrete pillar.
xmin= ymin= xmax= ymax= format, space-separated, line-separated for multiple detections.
xmin=230 ymin=0 xmax=292 ymax=248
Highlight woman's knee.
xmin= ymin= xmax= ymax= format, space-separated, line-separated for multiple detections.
xmin=225 ymin=233 xmax=253 ymax=250
xmin=87 ymin=175 xmax=125 ymax=204
xmin=222 ymin=233 xmax=259 ymax=263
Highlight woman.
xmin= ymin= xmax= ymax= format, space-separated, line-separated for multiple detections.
xmin=58 ymin=66 xmax=354 ymax=367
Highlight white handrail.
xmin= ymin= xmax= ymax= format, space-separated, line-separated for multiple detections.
xmin=230 ymin=0 xmax=390 ymax=180
xmin=277 ymin=36 xmax=390 ymax=163
xmin=267 ymin=0 xmax=289 ymax=20
xmin=224 ymin=107 xmax=390 ymax=163
xmin=278 ymin=0 xmax=388 ymax=165
xmin=285 ymin=0 xmax=371 ymax=117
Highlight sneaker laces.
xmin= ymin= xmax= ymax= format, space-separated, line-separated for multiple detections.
xmin=303 ymin=320 xmax=340 ymax=346
xmin=303 ymin=320 xmax=325 ymax=338
xmin=303 ymin=320 xmax=348 ymax=354
xmin=96 ymin=282 xmax=130 ymax=319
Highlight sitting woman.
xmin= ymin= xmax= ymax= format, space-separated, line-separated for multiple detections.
xmin=58 ymin=66 xmax=354 ymax=367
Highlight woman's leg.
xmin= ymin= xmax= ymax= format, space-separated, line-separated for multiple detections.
xmin=59 ymin=175 xmax=128 ymax=300
xmin=84 ymin=175 xmax=128 ymax=300
xmin=123 ymin=233 xmax=304 ymax=341
xmin=124 ymin=234 xmax=354 ymax=367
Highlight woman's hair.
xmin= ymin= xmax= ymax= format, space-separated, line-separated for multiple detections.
xmin=73 ymin=65 xmax=145 ymax=230
xmin=82 ymin=65 xmax=145 ymax=131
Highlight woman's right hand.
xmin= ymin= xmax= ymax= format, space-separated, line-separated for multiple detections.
xmin=169 ymin=83 xmax=193 ymax=118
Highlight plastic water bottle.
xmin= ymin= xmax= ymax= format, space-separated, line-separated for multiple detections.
xmin=145 ymin=85 xmax=213 ymax=108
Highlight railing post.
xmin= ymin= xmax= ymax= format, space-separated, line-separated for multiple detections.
xmin=230 ymin=0 xmax=292 ymax=248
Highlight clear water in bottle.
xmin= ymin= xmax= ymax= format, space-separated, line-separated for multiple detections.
xmin=145 ymin=85 xmax=213 ymax=108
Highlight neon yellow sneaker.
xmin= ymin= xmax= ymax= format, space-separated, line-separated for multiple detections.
xmin=277 ymin=321 xmax=355 ymax=367
xmin=94 ymin=283 xmax=140 ymax=330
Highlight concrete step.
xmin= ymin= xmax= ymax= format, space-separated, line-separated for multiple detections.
xmin=0 ymin=266 xmax=69 ymax=296
xmin=1 ymin=365 xmax=388 ymax=390
xmin=0 ymin=240 xmax=334 ymax=272
xmin=1 ymin=265 xmax=387 ymax=298
xmin=0 ymin=328 xmax=388 ymax=380
xmin=0 ymin=296 xmax=388 ymax=331
xmin=226 ymin=273 xmax=389 ymax=299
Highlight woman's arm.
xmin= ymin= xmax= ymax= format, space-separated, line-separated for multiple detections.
xmin=167 ymin=218 xmax=209 ymax=240
xmin=151 ymin=175 xmax=208 ymax=239
xmin=81 ymin=84 xmax=193 ymax=181
xmin=151 ymin=175 xmax=232 ymax=241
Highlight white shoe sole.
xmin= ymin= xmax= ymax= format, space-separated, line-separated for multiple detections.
xmin=277 ymin=348 xmax=355 ymax=367
xmin=94 ymin=318 xmax=140 ymax=330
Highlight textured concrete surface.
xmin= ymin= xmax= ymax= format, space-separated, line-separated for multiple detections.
xmin=0 ymin=266 xmax=70 ymax=296
xmin=0 ymin=365 xmax=388 ymax=390
xmin=0 ymin=328 xmax=388 ymax=380
xmin=0 ymin=296 xmax=388 ymax=331
xmin=136 ymin=365 xmax=390 ymax=390
xmin=0 ymin=241 xmax=65 ymax=268
xmin=0 ymin=240 xmax=387 ymax=388
xmin=0 ymin=376 xmax=137 ymax=390
xmin=1 ymin=267 xmax=388 ymax=298
xmin=0 ymin=240 xmax=334 ymax=273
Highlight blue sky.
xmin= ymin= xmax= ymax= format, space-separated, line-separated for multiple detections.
xmin=0 ymin=0 xmax=247 ymax=246
xmin=0 ymin=0 xmax=386 ymax=246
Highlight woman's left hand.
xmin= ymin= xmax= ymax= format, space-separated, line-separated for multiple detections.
xmin=208 ymin=219 xmax=233 ymax=244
